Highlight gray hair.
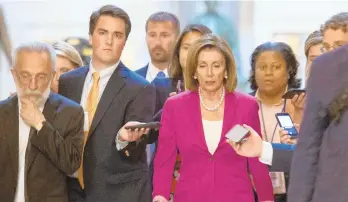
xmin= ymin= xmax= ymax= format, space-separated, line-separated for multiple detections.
xmin=13 ymin=41 xmax=56 ymax=70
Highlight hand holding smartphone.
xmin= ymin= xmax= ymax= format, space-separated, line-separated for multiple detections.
xmin=275 ymin=113 xmax=298 ymax=138
xmin=225 ymin=124 xmax=250 ymax=143
xmin=124 ymin=122 xmax=161 ymax=130
xmin=282 ymin=88 xmax=306 ymax=99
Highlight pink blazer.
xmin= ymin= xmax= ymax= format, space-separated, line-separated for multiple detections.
xmin=153 ymin=91 xmax=273 ymax=202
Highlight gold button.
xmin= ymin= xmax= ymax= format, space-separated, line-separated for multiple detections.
xmin=210 ymin=157 xmax=213 ymax=161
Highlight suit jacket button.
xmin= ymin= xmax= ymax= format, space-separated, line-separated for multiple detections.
xmin=210 ymin=157 xmax=213 ymax=161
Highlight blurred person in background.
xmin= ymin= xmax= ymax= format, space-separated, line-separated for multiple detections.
xmin=64 ymin=37 xmax=92 ymax=66
xmin=51 ymin=41 xmax=83 ymax=93
xmin=0 ymin=6 xmax=12 ymax=65
xmin=152 ymin=34 xmax=273 ymax=202
xmin=304 ymin=30 xmax=323 ymax=80
xmin=135 ymin=11 xmax=180 ymax=168
xmin=136 ymin=11 xmax=180 ymax=81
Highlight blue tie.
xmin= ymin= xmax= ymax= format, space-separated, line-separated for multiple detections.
xmin=156 ymin=71 xmax=165 ymax=78
xmin=146 ymin=71 xmax=165 ymax=165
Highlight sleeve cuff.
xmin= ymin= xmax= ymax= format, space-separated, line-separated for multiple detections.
xmin=259 ymin=141 xmax=273 ymax=165
xmin=115 ymin=131 xmax=129 ymax=150
xmin=153 ymin=195 xmax=167 ymax=202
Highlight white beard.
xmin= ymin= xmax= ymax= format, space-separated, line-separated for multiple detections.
xmin=16 ymin=81 xmax=51 ymax=107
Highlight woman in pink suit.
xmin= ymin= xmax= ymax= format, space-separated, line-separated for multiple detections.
xmin=153 ymin=34 xmax=274 ymax=202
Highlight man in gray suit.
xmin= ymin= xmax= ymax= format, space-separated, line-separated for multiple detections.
xmin=0 ymin=42 xmax=84 ymax=202
xmin=59 ymin=5 xmax=155 ymax=202
xmin=288 ymin=12 xmax=348 ymax=202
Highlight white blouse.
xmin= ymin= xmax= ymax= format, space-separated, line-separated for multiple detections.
xmin=202 ymin=119 xmax=223 ymax=155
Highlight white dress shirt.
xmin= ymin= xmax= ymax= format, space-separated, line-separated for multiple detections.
xmin=259 ymin=141 xmax=273 ymax=166
xmin=14 ymin=101 xmax=44 ymax=202
xmin=80 ymin=61 xmax=119 ymax=108
xmin=145 ymin=62 xmax=168 ymax=83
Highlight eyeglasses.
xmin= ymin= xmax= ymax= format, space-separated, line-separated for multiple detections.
xmin=321 ymin=41 xmax=348 ymax=53
xmin=15 ymin=70 xmax=50 ymax=85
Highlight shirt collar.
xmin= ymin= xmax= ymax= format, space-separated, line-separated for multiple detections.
xmin=89 ymin=60 xmax=120 ymax=79
xmin=148 ymin=62 xmax=168 ymax=77
xmin=255 ymin=86 xmax=288 ymax=106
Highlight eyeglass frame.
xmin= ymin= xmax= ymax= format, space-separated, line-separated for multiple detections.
xmin=321 ymin=41 xmax=348 ymax=53
xmin=14 ymin=69 xmax=51 ymax=85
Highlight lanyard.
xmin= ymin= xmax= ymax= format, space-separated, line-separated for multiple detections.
xmin=259 ymin=99 xmax=286 ymax=143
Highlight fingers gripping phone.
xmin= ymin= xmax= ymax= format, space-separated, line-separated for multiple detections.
xmin=275 ymin=113 xmax=298 ymax=138
xmin=225 ymin=124 xmax=249 ymax=143
xmin=282 ymin=88 xmax=306 ymax=99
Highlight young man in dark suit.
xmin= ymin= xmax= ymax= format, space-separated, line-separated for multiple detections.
xmin=59 ymin=5 xmax=156 ymax=202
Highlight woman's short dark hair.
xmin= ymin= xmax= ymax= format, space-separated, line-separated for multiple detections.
xmin=169 ymin=24 xmax=212 ymax=80
xmin=248 ymin=42 xmax=301 ymax=91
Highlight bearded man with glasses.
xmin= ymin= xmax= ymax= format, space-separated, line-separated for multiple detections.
xmin=0 ymin=41 xmax=84 ymax=202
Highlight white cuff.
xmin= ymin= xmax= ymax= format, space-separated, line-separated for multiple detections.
xmin=153 ymin=195 xmax=168 ymax=202
xmin=115 ymin=131 xmax=129 ymax=151
xmin=259 ymin=141 xmax=273 ymax=165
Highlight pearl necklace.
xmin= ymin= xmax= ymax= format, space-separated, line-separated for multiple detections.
xmin=199 ymin=87 xmax=225 ymax=111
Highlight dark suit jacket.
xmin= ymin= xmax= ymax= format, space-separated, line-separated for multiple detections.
xmin=152 ymin=77 xmax=177 ymax=113
xmin=0 ymin=93 xmax=84 ymax=202
xmin=270 ymin=148 xmax=293 ymax=172
xmin=135 ymin=64 xmax=148 ymax=78
xmin=287 ymin=45 xmax=348 ymax=202
xmin=59 ymin=62 xmax=155 ymax=202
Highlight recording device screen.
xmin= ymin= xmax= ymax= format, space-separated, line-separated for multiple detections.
xmin=275 ymin=113 xmax=298 ymax=137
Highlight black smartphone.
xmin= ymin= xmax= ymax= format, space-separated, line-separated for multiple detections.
xmin=176 ymin=80 xmax=183 ymax=93
xmin=124 ymin=122 xmax=161 ymax=130
xmin=275 ymin=113 xmax=298 ymax=138
xmin=225 ymin=124 xmax=250 ymax=143
xmin=282 ymin=88 xmax=306 ymax=99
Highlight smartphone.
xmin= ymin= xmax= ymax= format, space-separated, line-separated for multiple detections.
xmin=225 ymin=124 xmax=250 ymax=143
xmin=124 ymin=122 xmax=161 ymax=130
xmin=176 ymin=80 xmax=183 ymax=93
xmin=282 ymin=88 xmax=306 ymax=99
xmin=271 ymin=143 xmax=296 ymax=151
xmin=275 ymin=113 xmax=298 ymax=137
